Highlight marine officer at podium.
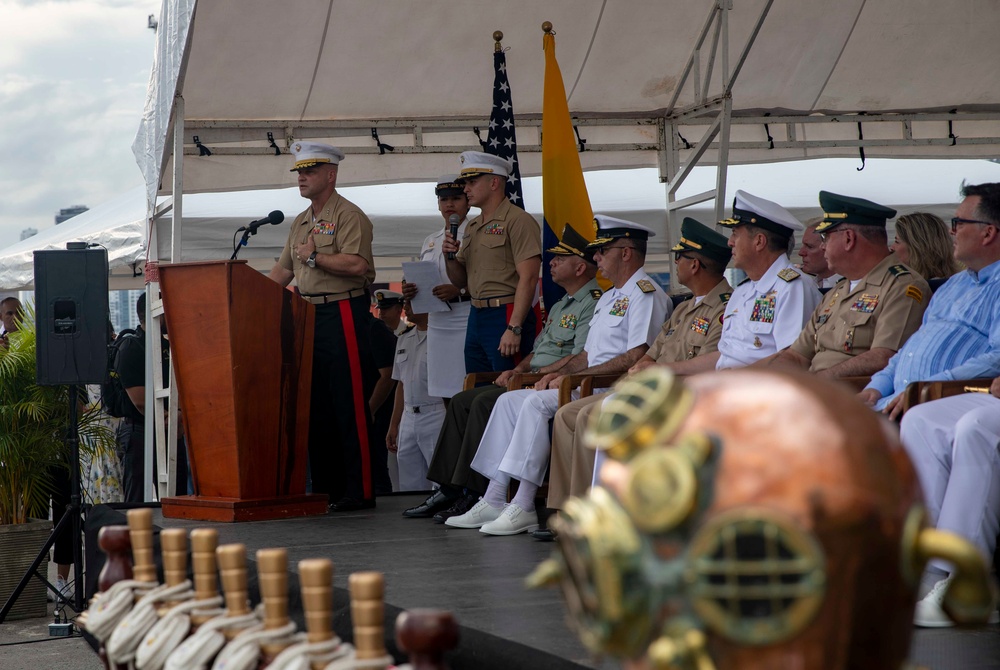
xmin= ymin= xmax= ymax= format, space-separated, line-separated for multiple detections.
xmin=268 ymin=141 xmax=378 ymax=513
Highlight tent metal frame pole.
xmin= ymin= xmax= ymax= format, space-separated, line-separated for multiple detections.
xmin=149 ymin=95 xmax=184 ymax=501
xmin=176 ymin=110 xmax=1000 ymax=161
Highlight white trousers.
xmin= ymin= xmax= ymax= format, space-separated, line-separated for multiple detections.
xmin=396 ymin=404 xmax=446 ymax=492
xmin=471 ymin=388 xmax=579 ymax=487
xmin=900 ymin=393 xmax=1000 ymax=569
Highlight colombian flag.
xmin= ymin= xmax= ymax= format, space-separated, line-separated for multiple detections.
xmin=541 ymin=28 xmax=596 ymax=308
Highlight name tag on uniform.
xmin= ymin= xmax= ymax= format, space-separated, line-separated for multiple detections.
xmin=690 ymin=316 xmax=710 ymax=336
xmin=750 ymin=292 xmax=776 ymax=323
xmin=313 ymin=221 xmax=337 ymax=235
xmin=609 ymin=296 xmax=630 ymax=317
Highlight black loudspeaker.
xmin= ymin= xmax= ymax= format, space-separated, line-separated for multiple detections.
xmin=33 ymin=246 xmax=109 ymax=385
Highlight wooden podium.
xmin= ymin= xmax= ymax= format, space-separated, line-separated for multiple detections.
xmin=158 ymin=260 xmax=328 ymax=521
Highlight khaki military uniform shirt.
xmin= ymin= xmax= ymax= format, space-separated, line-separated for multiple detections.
xmin=529 ymin=279 xmax=603 ymax=370
xmin=789 ymin=253 xmax=930 ymax=371
xmin=647 ymin=279 xmax=732 ymax=363
xmin=278 ymin=192 xmax=376 ymax=294
xmin=456 ymin=198 xmax=541 ymax=299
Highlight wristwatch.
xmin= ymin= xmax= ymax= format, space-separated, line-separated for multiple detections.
xmin=506 ymin=324 xmax=523 ymax=336
xmin=306 ymin=251 xmax=317 ymax=268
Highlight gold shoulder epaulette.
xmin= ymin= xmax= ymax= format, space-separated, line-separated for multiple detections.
xmin=590 ymin=289 xmax=603 ymax=300
xmin=777 ymin=268 xmax=801 ymax=282
xmin=719 ymin=292 xmax=732 ymax=303
xmin=888 ymin=264 xmax=911 ymax=277
xmin=636 ymin=279 xmax=656 ymax=293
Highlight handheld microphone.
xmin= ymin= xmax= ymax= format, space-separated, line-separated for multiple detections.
xmin=237 ymin=210 xmax=285 ymax=233
xmin=447 ymin=214 xmax=460 ymax=260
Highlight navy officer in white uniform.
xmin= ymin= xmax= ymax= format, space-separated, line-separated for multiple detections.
xmin=716 ymin=190 xmax=822 ymax=368
xmin=447 ymin=216 xmax=671 ymax=536
xmin=402 ymin=175 xmax=472 ymax=401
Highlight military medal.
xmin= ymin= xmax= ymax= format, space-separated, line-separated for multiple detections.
xmin=750 ymin=291 xmax=776 ymax=323
xmin=559 ymin=313 xmax=579 ymax=329
xmin=753 ymin=336 xmax=762 ymax=348
xmin=610 ymin=296 xmax=630 ymax=317
xmin=850 ymin=293 xmax=879 ymax=313
xmin=844 ymin=329 xmax=855 ymax=353
xmin=690 ymin=316 xmax=710 ymax=336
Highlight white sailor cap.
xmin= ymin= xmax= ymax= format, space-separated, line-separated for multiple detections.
xmin=718 ymin=190 xmax=802 ymax=240
xmin=459 ymin=151 xmax=513 ymax=180
xmin=374 ymin=290 xmax=404 ymax=308
xmin=587 ymin=215 xmax=655 ymax=248
xmin=290 ymin=141 xmax=345 ymax=171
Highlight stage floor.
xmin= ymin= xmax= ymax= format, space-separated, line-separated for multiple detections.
xmin=148 ymin=494 xmax=1000 ymax=669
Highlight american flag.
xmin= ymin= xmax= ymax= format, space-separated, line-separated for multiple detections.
xmin=484 ymin=49 xmax=524 ymax=207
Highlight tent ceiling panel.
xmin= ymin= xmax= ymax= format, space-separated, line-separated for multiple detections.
xmin=139 ymin=0 xmax=1000 ymax=199
xmin=816 ymin=1 xmax=1000 ymax=112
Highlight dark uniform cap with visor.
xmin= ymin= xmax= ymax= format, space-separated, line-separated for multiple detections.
xmin=718 ymin=190 xmax=803 ymax=242
xmin=586 ymin=215 xmax=656 ymax=249
xmin=435 ymin=174 xmax=466 ymax=198
xmin=815 ymin=191 xmax=898 ymax=233
xmin=548 ymin=224 xmax=598 ymax=265
xmin=671 ymin=217 xmax=733 ymax=264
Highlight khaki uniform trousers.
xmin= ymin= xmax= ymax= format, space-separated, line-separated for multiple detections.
xmin=548 ymin=392 xmax=607 ymax=510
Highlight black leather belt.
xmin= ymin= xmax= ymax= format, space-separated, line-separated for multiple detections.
xmin=447 ymin=295 xmax=472 ymax=304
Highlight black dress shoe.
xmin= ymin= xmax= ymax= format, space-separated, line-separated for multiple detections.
xmin=402 ymin=489 xmax=458 ymax=518
xmin=432 ymin=492 xmax=478 ymax=524
xmin=531 ymin=528 xmax=557 ymax=542
xmin=329 ymin=497 xmax=376 ymax=513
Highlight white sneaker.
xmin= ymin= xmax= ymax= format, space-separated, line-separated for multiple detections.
xmin=49 ymin=576 xmax=74 ymax=603
xmin=445 ymin=498 xmax=502 ymax=529
xmin=914 ymin=577 xmax=1000 ymax=627
xmin=479 ymin=503 xmax=539 ymax=536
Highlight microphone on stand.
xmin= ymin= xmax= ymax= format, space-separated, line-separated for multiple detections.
xmin=447 ymin=214 xmax=460 ymax=261
xmin=237 ymin=210 xmax=285 ymax=233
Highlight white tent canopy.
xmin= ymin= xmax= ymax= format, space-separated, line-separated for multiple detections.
xmin=135 ymin=0 xmax=1000 ymax=206
xmin=0 ymin=187 xmax=147 ymax=291
xmin=6 ymin=158 xmax=1000 ymax=291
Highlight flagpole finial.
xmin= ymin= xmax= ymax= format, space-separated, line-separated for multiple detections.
xmin=542 ymin=21 xmax=553 ymax=34
xmin=493 ymin=30 xmax=503 ymax=51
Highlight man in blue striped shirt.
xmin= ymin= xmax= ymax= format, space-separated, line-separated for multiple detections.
xmin=861 ymin=183 xmax=1000 ymax=419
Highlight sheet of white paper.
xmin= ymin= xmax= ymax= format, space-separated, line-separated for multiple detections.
xmin=401 ymin=261 xmax=451 ymax=314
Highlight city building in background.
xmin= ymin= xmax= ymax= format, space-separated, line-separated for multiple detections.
xmin=109 ymin=289 xmax=144 ymax=334
xmin=19 ymin=227 xmax=37 ymax=241
xmin=55 ymin=205 xmax=88 ymax=224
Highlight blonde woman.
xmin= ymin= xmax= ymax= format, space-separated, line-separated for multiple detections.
xmin=890 ymin=212 xmax=962 ymax=280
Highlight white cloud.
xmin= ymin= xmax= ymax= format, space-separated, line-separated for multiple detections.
xmin=0 ymin=0 xmax=159 ymax=249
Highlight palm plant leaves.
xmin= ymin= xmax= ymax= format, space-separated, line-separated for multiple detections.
xmin=0 ymin=309 xmax=115 ymax=524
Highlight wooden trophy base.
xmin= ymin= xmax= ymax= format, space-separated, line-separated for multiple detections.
xmin=161 ymin=494 xmax=329 ymax=522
